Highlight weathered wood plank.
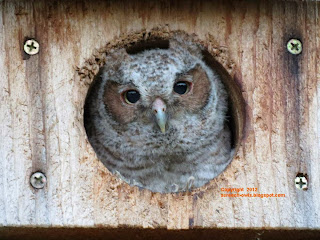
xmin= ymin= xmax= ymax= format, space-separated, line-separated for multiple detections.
xmin=0 ymin=0 xmax=7 ymax=226
xmin=0 ymin=0 xmax=319 ymax=231
xmin=1 ymin=0 xmax=36 ymax=226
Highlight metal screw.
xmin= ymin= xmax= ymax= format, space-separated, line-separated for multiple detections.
xmin=23 ymin=39 xmax=40 ymax=55
xmin=295 ymin=174 xmax=308 ymax=190
xmin=30 ymin=172 xmax=46 ymax=189
xmin=287 ymin=39 xmax=302 ymax=55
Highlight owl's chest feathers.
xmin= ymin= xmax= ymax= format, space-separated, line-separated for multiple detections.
xmin=97 ymin=125 xmax=227 ymax=173
xmin=90 ymin=97 xmax=229 ymax=179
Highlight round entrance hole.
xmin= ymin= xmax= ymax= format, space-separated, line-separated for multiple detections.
xmin=83 ymin=31 xmax=245 ymax=193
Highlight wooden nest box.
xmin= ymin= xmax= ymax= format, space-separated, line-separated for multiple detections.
xmin=0 ymin=0 xmax=320 ymax=239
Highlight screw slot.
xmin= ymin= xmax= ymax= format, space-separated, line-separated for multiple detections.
xmin=30 ymin=172 xmax=46 ymax=189
xmin=24 ymin=39 xmax=40 ymax=55
xmin=295 ymin=173 xmax=308 ymax=190
xmin=287 ymin=39 xmax=302 ymax=55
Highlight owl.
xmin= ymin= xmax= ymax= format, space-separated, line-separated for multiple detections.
xmin=85 ymin=36 xmax=233 ymax=193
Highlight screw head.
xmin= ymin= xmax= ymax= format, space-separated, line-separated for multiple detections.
xmin=287 ymin=39 xmax=302 ymax=55
xmin=23 ymin=39 xmax=40 ymax=55
xmin=30 ymin=172 xmax=46 ymax=189
xmin=295 ymin=174 xmax=308 ymax=190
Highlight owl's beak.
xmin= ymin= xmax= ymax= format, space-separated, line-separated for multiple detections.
xmin=152 ymin=98 xmax=167 ymax=133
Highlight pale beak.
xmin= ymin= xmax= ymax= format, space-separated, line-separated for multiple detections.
xmin=152 ymin=98 xmax=167 ymax=133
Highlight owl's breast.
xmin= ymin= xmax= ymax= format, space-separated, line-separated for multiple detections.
xmin=116 ymin=113 xmax=215 ymax=157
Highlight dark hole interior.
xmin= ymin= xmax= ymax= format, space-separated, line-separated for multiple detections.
xmin=202 ymin=50 xmax=240 ymax=149
xmin=126 ymin=39 xmax=170 ymax=54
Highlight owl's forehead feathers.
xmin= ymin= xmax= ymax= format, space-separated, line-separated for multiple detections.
xmin=101 ymin=41 xmax=205 ymax=104
xmin=111 ymin=48 xmax=197 ymax=88
xmin=134 ymin=50 xmax=196 ymax=96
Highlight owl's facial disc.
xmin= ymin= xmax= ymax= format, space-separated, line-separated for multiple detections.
xmin=152 ymin=98 xmax=167 ymax=133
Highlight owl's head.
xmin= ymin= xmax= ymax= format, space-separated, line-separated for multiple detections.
xmin=85 ymin=34 xmax=233 ymax=192
xmin=99 ymin=37 xmax=222 ymax=138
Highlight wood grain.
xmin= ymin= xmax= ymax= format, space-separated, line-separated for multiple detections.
xmin=0 ymin=0 xmax=319 ymax=231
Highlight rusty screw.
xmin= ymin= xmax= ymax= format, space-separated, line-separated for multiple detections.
xmin=24 ymin=39 xmax=40 ymax=55
xmin=287 ymin=39 xmax=302 ymax=55
xmin=295 ymin=174 xmax=308 ymax=190
xmin=30 ymin=172 xmax=46 ymax=189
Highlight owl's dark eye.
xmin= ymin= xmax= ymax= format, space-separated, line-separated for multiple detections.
xmin=173 ymin=81 xmax=190 ymax=95
xmin=123 ymin=90 xmax=140 ymax=104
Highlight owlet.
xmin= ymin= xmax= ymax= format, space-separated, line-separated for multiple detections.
xmin=85 ymin=36 xmax=233 ymax=193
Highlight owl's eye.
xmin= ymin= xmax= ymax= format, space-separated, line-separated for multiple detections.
xmin=123 ymin=90 xmax=140 ymax=104
xmin=173 ymin=81 xmax=191 ymax=95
